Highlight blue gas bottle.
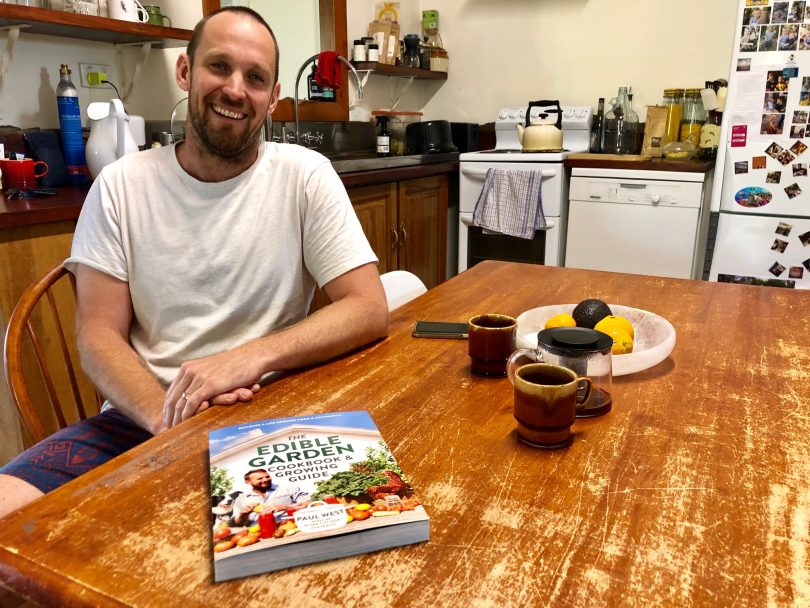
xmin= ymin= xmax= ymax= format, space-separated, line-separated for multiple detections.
xmin=56 ymin=64 xmax=89 ymax=185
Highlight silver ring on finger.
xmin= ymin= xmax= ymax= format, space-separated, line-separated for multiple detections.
xmin=181 ymin=392 xmax=190 ymax=401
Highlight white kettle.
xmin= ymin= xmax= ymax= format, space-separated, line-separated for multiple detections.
xmin=86 ymin=98 xmax=140 ymax=179
xmin=516 ymin=100 xmax=564 ymax=152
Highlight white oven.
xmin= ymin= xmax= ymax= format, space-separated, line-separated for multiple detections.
xmin=457 ymin=105 xmax=591 ymax=273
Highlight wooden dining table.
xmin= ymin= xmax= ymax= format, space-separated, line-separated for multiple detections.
xmin=0 ymin=260 xmax=809 ymax=607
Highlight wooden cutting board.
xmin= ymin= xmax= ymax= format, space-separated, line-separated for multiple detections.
xmin=567 ymin=153 xmax=651 ymax=161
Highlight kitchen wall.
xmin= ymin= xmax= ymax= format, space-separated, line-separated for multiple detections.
xmin=347 ymin=0 xmax=740 ymax=122
xmin=0 ymin=1 xmax=199 ymax=128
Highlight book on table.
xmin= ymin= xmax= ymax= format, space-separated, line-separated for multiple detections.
xmin=208 ymin=410 xmax=429 ymax=581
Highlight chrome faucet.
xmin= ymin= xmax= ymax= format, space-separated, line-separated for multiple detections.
xmin=293 ymin=54 xmax=364 ymax=146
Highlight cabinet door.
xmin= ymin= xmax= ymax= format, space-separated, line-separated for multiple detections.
xmin=347 ymin=183 xmax=398 ymax=274
xmin=397 ymin=175 xmax=448 ymax=289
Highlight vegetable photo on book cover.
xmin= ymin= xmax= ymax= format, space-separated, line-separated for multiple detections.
xmin=207 ymin=411 xmax=429 ymax=580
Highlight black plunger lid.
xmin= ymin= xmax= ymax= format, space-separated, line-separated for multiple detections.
xmin=536 ymin=327 xmax=613 ymax=354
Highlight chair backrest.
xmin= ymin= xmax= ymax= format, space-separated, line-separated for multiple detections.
xmin=3 ymin=264 xmax=100 ymax=444
xmin=380 ymin=271 xmax=428 ymax=311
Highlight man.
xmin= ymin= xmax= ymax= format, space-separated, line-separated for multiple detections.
xmin=0 ymin=7 xmax=388 ymax=518
xmin=231 ymin=469 xmax=308 ymax=527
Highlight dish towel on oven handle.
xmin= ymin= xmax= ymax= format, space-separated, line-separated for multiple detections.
xmin=472 ymin=169 xmax=546 ymax=239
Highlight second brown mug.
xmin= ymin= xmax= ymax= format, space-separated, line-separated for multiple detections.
xmin=468 ymin=313 xmax=517 ymax=377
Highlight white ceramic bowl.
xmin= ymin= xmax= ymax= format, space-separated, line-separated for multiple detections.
xmin=516 ymin=304 xmax=676 ymax=376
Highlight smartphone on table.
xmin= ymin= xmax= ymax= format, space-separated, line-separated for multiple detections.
xmin=412 ymin=321 xmax=469 ymax=339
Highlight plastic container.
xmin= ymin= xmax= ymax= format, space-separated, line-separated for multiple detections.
xmin=662 ymin=139 xmax=696 ymax=160
xmin=372 ymin=110 xmax=422 ymax=156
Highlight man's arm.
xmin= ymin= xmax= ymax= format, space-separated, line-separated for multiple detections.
xmin=75 ymin=265 xmax=168 ymax=434
xmin=163 ymin=262 xmax=389 ymax=427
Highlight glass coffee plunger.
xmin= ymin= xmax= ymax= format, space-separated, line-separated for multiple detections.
xmin=403 ymin=34 xmax=421 ymax=68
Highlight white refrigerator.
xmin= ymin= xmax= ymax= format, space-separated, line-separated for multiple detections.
xmin=709 ymin=0 xmax=810 ymax=288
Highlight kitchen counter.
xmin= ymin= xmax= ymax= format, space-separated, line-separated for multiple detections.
xmin=565 ymin=153 xmax=714 ymax=173
xmin=0 ymin=153 xmax=459 ymax=229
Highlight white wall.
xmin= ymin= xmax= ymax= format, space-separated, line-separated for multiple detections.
xmin=0 ymin=1 xmax=200 ymax=128
xmin=347 ymin=0 xmax=740 ymax=122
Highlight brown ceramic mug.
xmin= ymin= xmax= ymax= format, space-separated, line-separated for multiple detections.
xmin=508 ymin=363 xmax=592 ymax=449
xmin=468 ymin=314 xmax=517 ymax=377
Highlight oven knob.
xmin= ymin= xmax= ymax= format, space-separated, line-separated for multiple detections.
xmin=509 ymin=110 xmax=519 ymax=119
xmin=652 ymin=194 xmax=661 ymax=204
xmin=498 ymin=110 xmax=508 ymax=120
xmin=577 ymin=108 xmax=588 ymax=117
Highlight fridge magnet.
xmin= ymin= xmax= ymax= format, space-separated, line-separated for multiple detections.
xmin=763 ymin=92 xmax=787 ymax=113
xmin=761 ymin=26 xmax=779 ymax=50
xmin=744 ymin=6 xmax=771 ymax=24
xmin=735 ymin=186 xmax=772 ymax=207
xmin=766 ymin=142 xmax=785 ymax=158
xmin=790 ymin=140 xmax=807 ymax=154
xmin=788 ymin=266 xmax=804 ymax=278
xmin=771 ymin=238 xmax=789 ymax=252
xmin=789 ymin=1 xmax=805 ymax=22
xmin=753 ymin=155 xmax=767 ymax=169
xmin=774 ymin=2 xmax=789 ymax=23
xmin=738 ymin=58 xmax=753 ymax=71
xmin=766 ymin=71 xmax=781 ymax=91
xmin=798 ymin=229 xmax=810 ymax=245
xmin=801 ymin=91 xmax=810 ymax=105
xmin=778 ymin=24 xmax=799 ymax=50
xmin=802 ymin=257 xmax=810 ymax=270
xmin=784 ymin=182 xmax=803 ymax=197
xmin=792 ymin=110 xmax=808 ymax=123
xmin=735 ymin=161 xmax=750 ymax=174
xmin=767 ymin=170 xmax=783 ymax=183
xmin=776 ymin=221 xmax=793 ymax=236
xmin=806 ymin=3 xmax=810 ymax=18
xmin=800 ymin=24 xmax=810 ymax=49
xmin=769 ymin=261 xmax=787 ymax=276
xmin=790 ymin=124 xmax=806 ymax=137
xmin=761 ymin=113 xmax=785 ymax=135
xmin=745 ymin=0 xmax=769 ymax=6
xmin=793 ymin=163 xmax=808 ymax=175
xmin=741 ymin=26 xmax=761 ymax=52
xmin=777 ymin=149 xmax=796 ymax=164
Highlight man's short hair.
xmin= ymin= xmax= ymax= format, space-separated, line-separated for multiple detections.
xmin=244 ymin=468 xmax=268 ymax=481
xmin=187 ymin=7 xmax=280 ymax=86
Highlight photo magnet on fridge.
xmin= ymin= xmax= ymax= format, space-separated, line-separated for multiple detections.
xmin=793 ymin=163 xmax=807 ymax=176
xmin=798 ymin=230 xmax=810 ymax=246
xmin=783 ymin=66 xmax=800 ymax=79
xmin=771 ymin=239 xmax=789 ymax=253
xmin=785 ymin=182 xmax=803 ymax=198
xmin=753 ymin=156 xmax=767 ymax=169
xmin=735 ymin=161 xmax=750 ymax=174
xmin=769 ymin=261 xmax=787 ymax=276
xmin=790 ymin=140 xmax=807 ymax=155
xmin=776 ymin=222 xmax=793 ymax=236
xmin=767 ymin=171 xmax=783 ymax=183
xmin=802 ymin=257 xmax=810 ymax=270
xmin=765 ymin=142 xmax=785 ymax=158
xmin=789 ymin=266 xmax=804 ymax=278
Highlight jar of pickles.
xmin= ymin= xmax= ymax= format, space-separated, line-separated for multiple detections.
xmin=662 ymin=88 xmax=684 ymax=145
xmin=679 ymin=88 xmax=707 ymax=148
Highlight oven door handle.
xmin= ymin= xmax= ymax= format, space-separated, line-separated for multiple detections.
xmin=461 ymin=167 xmax=558 ymax=180
xmin=460 ymin=214 xmax=556 ymax=230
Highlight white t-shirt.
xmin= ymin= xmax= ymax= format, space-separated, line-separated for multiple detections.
xmin=65 ymin=142 xmax=377 ymax=387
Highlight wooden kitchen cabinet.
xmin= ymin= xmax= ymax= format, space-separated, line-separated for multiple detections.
xmin=350 ymin=175 xmax=447 ymax=289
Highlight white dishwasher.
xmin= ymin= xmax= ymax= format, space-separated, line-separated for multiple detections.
xmin=564 ymin=167 xmax=711 ymax=279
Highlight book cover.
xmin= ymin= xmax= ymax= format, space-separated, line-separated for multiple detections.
xmin=208 ymin=410 xmax=429 ymax=581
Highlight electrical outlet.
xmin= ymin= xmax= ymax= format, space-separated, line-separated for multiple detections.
xmin=79 ymin=63 xmax=110 ymax=88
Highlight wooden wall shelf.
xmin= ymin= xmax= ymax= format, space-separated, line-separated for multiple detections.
xmin=351 ymin=61 xmax=448 ymax=80
xmin=0 ymin=5 xmax=191 ymax=48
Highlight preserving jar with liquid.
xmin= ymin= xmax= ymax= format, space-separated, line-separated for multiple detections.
xmin=662 ymin=88 xmax=684 ymax=145
xmin=602 ymin=86 xmax=639 ymax=155
xmin=679 ymin=89 xmax=706 ymax=148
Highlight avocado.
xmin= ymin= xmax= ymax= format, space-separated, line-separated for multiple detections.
xmin=572 ymin=299 xmax=613 ymax=329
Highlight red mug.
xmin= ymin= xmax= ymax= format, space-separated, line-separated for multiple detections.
xmin=0 ymin=158 xmax=49 ymax=190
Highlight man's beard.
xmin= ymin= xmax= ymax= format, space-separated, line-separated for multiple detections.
xmin=188 ymin=99 xmax=264 ymax=162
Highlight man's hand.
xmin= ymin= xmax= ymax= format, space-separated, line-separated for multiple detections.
xmin=162 ymin=348 xmax=263 ymax=428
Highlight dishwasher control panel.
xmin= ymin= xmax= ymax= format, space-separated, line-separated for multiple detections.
xmin=569 ymin=177 xmax=703 ymax=208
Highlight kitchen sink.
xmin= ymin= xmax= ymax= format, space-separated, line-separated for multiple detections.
xmin=327 ymin=151 xmax=459 ymax=174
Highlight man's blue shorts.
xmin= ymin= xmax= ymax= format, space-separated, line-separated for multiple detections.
xmin=0 ymin=409 xmax=153 ymax=494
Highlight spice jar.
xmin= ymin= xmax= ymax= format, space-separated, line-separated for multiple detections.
xmin=367 ymin=43 xmax=380 ymax=62
xmin=679 ymin=88 xmax=707 ymax=148
xmin=662 ymin=88 xmax=684 ymax=145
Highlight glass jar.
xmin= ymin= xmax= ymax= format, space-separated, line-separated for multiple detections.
xmin=602 ymin=86 xmax=639 ymax=155
xmin=679 ymin=88 xmax=707 ymax=148
xmin=662 ymin=88 xmax=684 ymax=146
xmin=698 ymin=110 xmax=722 ymax=160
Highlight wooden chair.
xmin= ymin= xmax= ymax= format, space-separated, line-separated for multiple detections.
xmin=3 ymin=263 xmax=100 ymax=445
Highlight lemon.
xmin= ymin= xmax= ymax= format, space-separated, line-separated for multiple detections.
xmin=599 ymin=326 xmax=633 ymax=355
xmin=594 ymin=315 xmax=635 ymax=340
xmin=545 ymin=313 xmax=577 ymax=329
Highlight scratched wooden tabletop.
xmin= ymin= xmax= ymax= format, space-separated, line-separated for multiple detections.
xmin=0 ymin=261 xmax=808 ymax=607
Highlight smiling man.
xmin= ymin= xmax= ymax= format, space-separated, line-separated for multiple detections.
xmin=0 ymin=7 xmax=388 ymax=518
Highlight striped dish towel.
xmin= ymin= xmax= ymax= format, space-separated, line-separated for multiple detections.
xmin=472 ymin=169 xmax=546 ymax=239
